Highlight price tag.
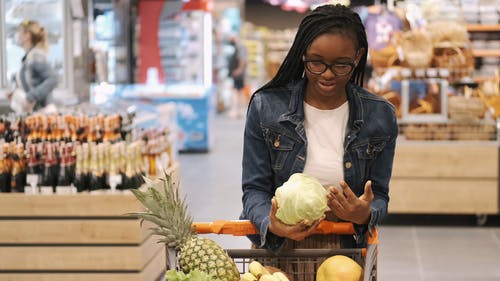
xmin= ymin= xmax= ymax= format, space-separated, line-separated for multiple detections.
xmin=25 ymin=174 xmax=39 ymax=195
xmin=108 ymin=174 xmax=123 ymax=193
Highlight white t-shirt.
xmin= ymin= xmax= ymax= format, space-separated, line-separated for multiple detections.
xmin=303 ymin=101 xmax=349 ymax=188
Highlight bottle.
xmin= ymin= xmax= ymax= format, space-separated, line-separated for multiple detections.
xmin=88 ymin=142 xmax=105 ymax=192
xmin=73 ymin=144 xmax=87 ymax=193
xmin=122 ymin=144 xmax=137 ymax=189
xmin=107 ymin=143 xmax=122 ymax=192
xmin=56 ymin=142 xmax=73 ymax=194
xmin=40 ymin=142 xmax=57 ymax=194
xmin=25 ymin=142 xmax=40 ymax=193
xmin=0 ymin=144 xmax=10 ymax=192
xmin=67 ymin=142 xmax=76 ymax=184
xmin=116 ymin=142 xmax=126 ymax=190
xmin=134 ymin=142 xmax=145 ymax=187
xmin=98 ymin=143 xmax=110 ymax=191
xmin=10 ymin=143 xmax=26 ymax=193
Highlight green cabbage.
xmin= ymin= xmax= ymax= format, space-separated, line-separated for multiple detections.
xmin=275 ymin=173 xmax=328 ymax=225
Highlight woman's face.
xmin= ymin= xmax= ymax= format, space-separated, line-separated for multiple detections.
xmin=303 ymin=33 xmax=362 ymax=107
xmin=15 ymin=28 xmax=30 ymax=48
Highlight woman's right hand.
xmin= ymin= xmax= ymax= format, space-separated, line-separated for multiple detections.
xmin=268 ymin=197 xmax=323 ymax=241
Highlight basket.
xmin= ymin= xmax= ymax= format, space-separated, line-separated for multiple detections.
xmin=168 ymin=220 xmax=378 ymax=281
xmin=448 ymin=95 xmax=486 ymax=121
xmin=369 ymin=44 xmax=399 ymax=69
xmin=228 ymin=247 xmax=373 ymax=281
xmin=432 ymin=43 xmax=474 ymax=80
xmin=399 ymin=30 xmax=434 ymax=69
xmin=426 ymin=21 xmax=474 ymax=80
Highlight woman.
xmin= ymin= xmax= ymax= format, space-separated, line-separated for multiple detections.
xmin=240 ymin=4 xmax=398 ymax=254
xmin=9 ymin=19 xmax=57 ymax=113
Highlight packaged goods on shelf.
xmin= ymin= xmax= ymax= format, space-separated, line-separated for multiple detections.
xmin=0 ymin=104 xmax=176 ymax=195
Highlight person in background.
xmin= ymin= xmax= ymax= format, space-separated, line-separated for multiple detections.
xmin=227 ymin=35 xmax=247 ymax=118
xmin=240 ymin=4 xmax=398 ymax=255
xmin=8 ymin=19 xmax=57 ymax=113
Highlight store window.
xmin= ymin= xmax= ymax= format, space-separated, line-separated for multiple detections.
xmin=1 ymin=0 xmax=65 ymax=89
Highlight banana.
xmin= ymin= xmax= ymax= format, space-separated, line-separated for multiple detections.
xmin=248 ymin=261 xmax=270 ymax=278
xmin=272 ymin=272 xmax=290 ymax=281
xmin=259 ymin=274 xmax=280 ymax=281
xmin=241 ymin=272 xmax=258 ymax=281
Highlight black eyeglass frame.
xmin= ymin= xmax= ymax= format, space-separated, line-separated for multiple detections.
xmin=302 ymin=55 xmax=357 ymax=76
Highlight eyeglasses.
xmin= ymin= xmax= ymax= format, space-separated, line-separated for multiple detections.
xmin=303 ymin=56 xmax=356 ymax=76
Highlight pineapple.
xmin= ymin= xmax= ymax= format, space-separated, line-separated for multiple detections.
xmin=128 ymin=173 xmax=239 ymax=281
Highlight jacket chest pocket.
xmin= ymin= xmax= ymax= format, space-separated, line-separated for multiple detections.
xmin=353 ymin=138 xmax=388 ymax=160
xmin=351 ymin=137 xmax=389 ymax=182
xmin=263 ymin=128 xmax=295 ymax=171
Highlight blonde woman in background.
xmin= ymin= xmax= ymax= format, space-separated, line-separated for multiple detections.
xmin=8 ymin=19 xmax=58 ymax=113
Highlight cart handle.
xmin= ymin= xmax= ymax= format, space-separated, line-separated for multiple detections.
xmin=193 ymin=220 xmax=355 ymax=236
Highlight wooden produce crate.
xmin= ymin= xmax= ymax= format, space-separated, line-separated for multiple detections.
xmin=389 ymin=142 xmax=499 ymax=215
xmin=0 ymin=163 xmax=179 ymax=281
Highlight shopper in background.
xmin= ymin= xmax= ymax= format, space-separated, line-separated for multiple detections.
xmin=227 ymin=35 xmax=247 ymax=118
xmin=240 ymin=4 xmax=398 ymax=253
xmin=8 ymin=19 xmax=58 ymax=114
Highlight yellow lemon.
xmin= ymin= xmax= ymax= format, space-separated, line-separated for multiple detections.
xmin=316 ymin=255 xmax=363 ymax=281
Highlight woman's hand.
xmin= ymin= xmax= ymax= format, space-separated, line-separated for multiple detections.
xmin=268 ymin=197 xmax=323 ymax=241
xmin=327 ymin=180 xmax=373 ymax=225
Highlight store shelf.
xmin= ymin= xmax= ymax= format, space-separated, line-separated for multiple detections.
xmin=467 ymin=24 xmax=500 ymax=32
xmin=473 ymin=49 xmax=500 ymax=57
xmin=389 ymin=142 xmax=499 ymax=214
xmin=0 ymin=162 xmax=179 ymax=281
xmin=474 ymin=75 xmax=497 ymax=82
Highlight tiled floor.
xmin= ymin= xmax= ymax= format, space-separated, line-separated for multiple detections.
xmin=178 ymin=114 xmax=500 ymax=281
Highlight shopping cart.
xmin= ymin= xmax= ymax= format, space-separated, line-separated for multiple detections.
xmin=167 ymin=220 xmax=377 ymax=281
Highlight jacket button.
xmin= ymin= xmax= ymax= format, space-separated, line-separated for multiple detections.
xmin=345 ymin=162 xmax=352 ymax=169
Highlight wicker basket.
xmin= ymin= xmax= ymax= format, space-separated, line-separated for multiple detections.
xmin=369 ymin=45 xmax=399 ymax=68
xmin=399 ymin=30 xmax=434 ymax=69
xmin=448 ymin=95 xmax=486 ymax=121
xmin=427 ymin=21 xmax=474 ymax=80
xmin=432 ymin=43 xmax=474 ymax=80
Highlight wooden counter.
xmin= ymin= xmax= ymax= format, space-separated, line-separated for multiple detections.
xmin=389 ymin=141 xmax=499 ymax=215
xmin=0 ymin=162 xmax=179 ymax=281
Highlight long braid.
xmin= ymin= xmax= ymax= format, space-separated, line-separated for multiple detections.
xmin=257 ymin=4 xmax=368 ymax=93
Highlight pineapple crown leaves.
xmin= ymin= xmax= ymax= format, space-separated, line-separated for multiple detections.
xmin=127 ymin=171 xmax=196 ymax=250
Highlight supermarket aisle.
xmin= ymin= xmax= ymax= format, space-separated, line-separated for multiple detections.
xmin=178 ymin=114 xmax=500 ymax=281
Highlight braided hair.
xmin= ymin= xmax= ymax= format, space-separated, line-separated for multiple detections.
xmin=259 ymin=4 xmax=368 ymax=92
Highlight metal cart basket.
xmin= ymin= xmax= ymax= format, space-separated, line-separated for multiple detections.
xmin=167 ymin=220 xmax=377 ymax=281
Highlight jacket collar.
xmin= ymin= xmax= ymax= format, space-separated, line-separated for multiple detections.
xmin=346 ymin=83 xmax=364 ymax=133
xmin=278 ymin=78 xmax=307 ymax=125
xmin=278 ymin=78 xmax=365 ymax=131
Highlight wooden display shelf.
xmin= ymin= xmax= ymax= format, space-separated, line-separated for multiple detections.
xmin=0 ymin=162 xmax=179 ymax=281
xmin=473 ymin=49 xmax=500 ymax=57
xmin=0 ymin=235 xmax=162 ymax=271
xmin=467 ymin=24 xmax=500 ymax=32
xmin=389 ymin=142 xmax=499 ymax=215
xmin=0 ymin=192 xmax=141 ymax=217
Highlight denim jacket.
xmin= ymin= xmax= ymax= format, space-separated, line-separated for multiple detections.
xmin=240 ymin=78 xmax=398 ymax=252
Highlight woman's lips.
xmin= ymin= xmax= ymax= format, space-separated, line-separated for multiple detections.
xmin=318 ymin=81 xmax=336 ymax=92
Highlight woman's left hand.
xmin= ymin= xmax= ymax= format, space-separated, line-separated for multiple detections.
xmin=327 ymin=180 xmax=373 ymax=225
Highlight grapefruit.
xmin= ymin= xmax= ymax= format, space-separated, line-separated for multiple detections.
xmin=316 ymin=255 xmax=363 ymax=281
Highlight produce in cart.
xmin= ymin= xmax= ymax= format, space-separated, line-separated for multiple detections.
xmin=241 ymin=261 xmax=290 ymax=281
xmin=316 ymin=255 xmax=363 ymax=281
xmin=274 ymin=173 xmax=329 ymax=225
xmin=128 ymin=174 xmax=240 ymax=281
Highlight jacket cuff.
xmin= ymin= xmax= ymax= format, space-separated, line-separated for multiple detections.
xmin=367 ymin=207 xmax=378 ymax=236
xmin=259 ymin=216 xmax=285 ymax=253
